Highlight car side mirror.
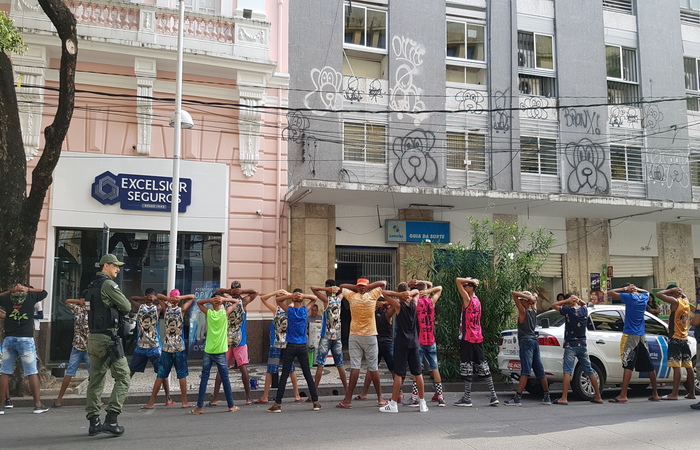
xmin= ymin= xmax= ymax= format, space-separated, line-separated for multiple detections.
xmin=540 ymin=318 xmax=550 ymax=329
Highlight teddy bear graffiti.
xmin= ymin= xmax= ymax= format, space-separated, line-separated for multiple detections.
xmin=565 ymin=138 xmax=609 ymax=194
xmin=392 ymin=129 xmax=438 ymax=186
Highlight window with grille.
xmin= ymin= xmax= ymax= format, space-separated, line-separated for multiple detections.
xmin=681 ymin=0 xmax=700 ymax=24
xmin=685 ymin=57 xmax=700 ymax=111
xmin=603 ymin=0 xmax=634 ymax=14
xmin=184 ymin=0 xmax=217 ymax=15
xmin=610 ymin=145 xmax=643 ymax=181
xmin=517 ymin=31 xmax=556 ymax=97
xmin=343 ymin=122 xmax=386 ymax=164
xmin=446 ymin=20 xmax=486 ymax=85
xmin=344 ymin=3 xmax=386 ymax=50
xmin=606 ymin=45 xmax=639 ymax=105
xmin=691 ymin=150 xmax=700 ymax=186
xmin=335 ymin=247 xmax=396 ymax=290
xmin=446 ymin=132 xmax=486 ymax=172
xmin=521 ymin=136 xmax=558 ymax=175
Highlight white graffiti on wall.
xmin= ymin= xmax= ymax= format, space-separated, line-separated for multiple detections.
xmin=303 ymin=66 xmax=344 ymax=115
xmin=389 ymin=36 xmax=426 ymax=125
xmin=647 ymin=148 xmax=690 ymax=189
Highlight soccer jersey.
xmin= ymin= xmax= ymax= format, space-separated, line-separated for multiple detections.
xmin=668 ymin=296 xmax=690 ymax=340
xmin=619 ymin=292 xmax=648 ymax=335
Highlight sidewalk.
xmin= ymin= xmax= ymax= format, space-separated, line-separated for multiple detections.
xmin=19 ymin=363 xmax=515 ymax=408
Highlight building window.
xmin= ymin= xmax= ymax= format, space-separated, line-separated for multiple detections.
xmin=344 ymin=3 xmax=386 ymax=50
xmin=446 ymin=132 xmax=486 ymax=172
xmin=521 ymin=136 xmax=558 ymax=175
xmin=343 ymin=122 xmax=386 ymax=164
xmin=184 ymin=0 xmax=218 ymax=15
xmin=606 ymin=45 xmax=639 ymax=105
xmin=446 ymin=20 xmax=486 ymax=84
xmin=603 ymin=0 xmax=634 ymax=14
xmin=681 ymin=1 xmax=700 ymax=25
xmin=691 ymin=150 xmax=700 ymax=187
xmin=685 ymin=57 xmax=700 ymax=111
xmin=610 ymin=145 xmax=643 ymax=181
xmin=518 ymin=32 xmax=556 ymax=97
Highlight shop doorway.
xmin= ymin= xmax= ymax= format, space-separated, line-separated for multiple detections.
xmin=51 ymin=229 xmax=221 ymax=361
xmin=334 ymin=246 xmax=396 ymax=347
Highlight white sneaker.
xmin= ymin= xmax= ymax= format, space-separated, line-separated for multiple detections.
xmin=379 ymin=400 xmax=398 ymax=413
xmin=419 ymin=399 xmax=429 ymax=413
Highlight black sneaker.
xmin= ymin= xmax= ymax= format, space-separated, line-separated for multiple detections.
xmin=4 ymin=398 xmax=13 ymax=409
xmin=33 ymin=404 xmax=49 ymax=414
xmin=691 ymin=401 xmax=700 ymax=410
xmin=88 ymin=417 xmax=102 ymax=436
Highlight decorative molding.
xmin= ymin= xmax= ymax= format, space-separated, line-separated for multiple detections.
xmin=237 ymin=26 xmax=266 ymax=44
xmin=239 ymin=89 xmax=265 ymax=177
xmin=134 ymin=58 xmax=156 ymax=155
xmin=13 ymin=46 xmax=47 ymax=160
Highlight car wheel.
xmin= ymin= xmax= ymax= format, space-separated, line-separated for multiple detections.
xmin=572 ymin=360 xmax=604 ymax=401
xmin=524 ymin=379 xmax=544 ymax=397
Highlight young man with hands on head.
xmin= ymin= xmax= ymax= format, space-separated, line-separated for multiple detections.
xmin=454 ymin=277 xmax=499 ymax=407
xmin=606 ymin=283 xmax=660 ymax=403
xmin=504 ymin=290 xmax=551 ymax=406
xmin=551 ymin=293 xmax=603 ymax=405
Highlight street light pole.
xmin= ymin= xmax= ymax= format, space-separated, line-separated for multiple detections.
xmin=167 ymin=0 xmax=186 ymax=292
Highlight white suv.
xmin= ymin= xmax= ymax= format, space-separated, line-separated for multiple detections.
xmin=497 ymin=304 xmax=698 ymax=401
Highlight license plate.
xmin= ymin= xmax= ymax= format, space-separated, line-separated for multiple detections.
xmin=507 ymin=360 xmax=521 ymax=370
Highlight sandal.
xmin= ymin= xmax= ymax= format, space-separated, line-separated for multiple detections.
xmin=336 ymin=401 xmax=352 ymax=409
xmin=254 ymin=398 xmax=269 ymax=404
xmin=354 ymin=395 xmax=368 ymax=400
xmin=206 ymin=401 xmax=218 ymax=407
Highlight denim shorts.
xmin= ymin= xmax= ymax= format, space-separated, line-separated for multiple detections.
xmin=1 ymin=336 xmax=38 ymax=376
xmin=157 ymin=351 xmax=189 ymax=379
xmin=129 ymin=351 xmax=161 ymax=373
xmin=66 ymin=347 xmax=90 ymax=376
xmin=519 ymin=338 xmax=545 ymax=378
xmin=419 ymin=343 xmax=439 ymax=370
xmin=562 ymin=345 xmax=594 ymax=376
xmin=315 ymin=336 xmax=344 ymax=367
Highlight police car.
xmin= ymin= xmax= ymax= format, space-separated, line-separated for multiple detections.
xmin=497 ymin=304 xmax=699 ymax=401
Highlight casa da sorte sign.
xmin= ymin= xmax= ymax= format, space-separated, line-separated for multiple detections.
xmin=91 ymin=171 xmax=192 ymax=212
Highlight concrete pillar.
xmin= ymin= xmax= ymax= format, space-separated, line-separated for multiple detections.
xmin=289 ymin=203 xmax=335 ymax=291
xmin=655 ymin=223 xmax=694 ymax=292
xmin=397 ymin=208 xmax=434 ymax=283
xmin=564 ymin=218 xmax=610 ymax=299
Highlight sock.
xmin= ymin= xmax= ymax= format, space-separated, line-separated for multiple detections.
xmin=463 ymin=380 xmax=472 ymax=401
xmin=412 ymin=382 xmax=418 ymax=400
xmin=435 ymin=382 xmax=443 ymax=399
xmin=486 ymin=376 xmax=497 ymax=397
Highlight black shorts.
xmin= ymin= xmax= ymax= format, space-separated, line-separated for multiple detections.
xmin=377 ymin=342 xmax=395 ymax=373
xmin=459 ymin=340 xmax=486 ymax=364
xmin=393 ymin=343 xmax=421 ymax=377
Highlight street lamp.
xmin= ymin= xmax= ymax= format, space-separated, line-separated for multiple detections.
xmin=168 ymin=0 xmax=192 ymax=292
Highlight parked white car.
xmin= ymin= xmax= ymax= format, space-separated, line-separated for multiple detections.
xmin=497 ymin=304 xmax=698 ymax=401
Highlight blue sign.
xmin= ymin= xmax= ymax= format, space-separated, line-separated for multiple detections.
xmin=385 ymin=220 xmax=450 ymax=243
xmin=91 ymin=171 xmax=192 ymax=212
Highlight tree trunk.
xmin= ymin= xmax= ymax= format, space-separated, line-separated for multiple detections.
xmin=0 ymin=0 xmax=77 ymax=392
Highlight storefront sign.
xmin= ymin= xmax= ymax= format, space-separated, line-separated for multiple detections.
xmin=91 ymin=171 xmax=192 ymax=212
xmin=385 ymin=220 xmax=450 ymax=243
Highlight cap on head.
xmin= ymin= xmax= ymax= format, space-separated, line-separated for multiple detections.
xmin=169 ymin=289 xmax=181 ymax=297
xmin=99 ymin=254 xmax=124 ymax=266
xmin=356 ymin=278 xmax=370 ymax=286
xmin=230 ymin=280 xmax=242 ymax=289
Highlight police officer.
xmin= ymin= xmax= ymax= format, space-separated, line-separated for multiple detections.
xmin=85 ymin=254 xmax=132 ymax=436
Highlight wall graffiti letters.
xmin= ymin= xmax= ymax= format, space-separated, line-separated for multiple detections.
xmin=608 ymin=105 xmax=639 ymax=128
xmin=343 ymin=76 xmax=362 ymax=102
xmin=492 ymin=89 xmax=511 ymax=134
xmin=392 ymin=129 xmax=438 ymax=186
xmin=647 ymin=148 xmax=689 ymax=189
xmin=368 ymin=79 xmax=385 ymax=102
xmin=562 ymin=108 xmax=600 ymax=135
xmin=520 ymin=97 xmax=550 ymax=120
xmin=389 ymin=35 xmax=426 ymax=124
xmin=455 ymin=90 xmax=485 ymax=114
xmin=303 ymin=66 xmax=344 ymax=115
xmin=564 ymin=138 xmax=609 ymax=195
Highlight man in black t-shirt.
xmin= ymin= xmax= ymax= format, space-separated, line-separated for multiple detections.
xmin=0 ymin=284 xmax=49 ymax=414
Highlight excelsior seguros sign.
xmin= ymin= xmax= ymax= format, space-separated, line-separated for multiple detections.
xmin=91 ymin=171 xmax=192 ymax=212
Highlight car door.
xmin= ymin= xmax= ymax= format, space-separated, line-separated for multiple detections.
xmin=587 ymin=309 xmax=626 ymax=383
xmin=641 ymin=313 xmax=672 ymax=381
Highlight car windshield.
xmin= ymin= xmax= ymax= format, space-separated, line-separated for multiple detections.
xmin=537 ymin=309 xmax=565 ymax=328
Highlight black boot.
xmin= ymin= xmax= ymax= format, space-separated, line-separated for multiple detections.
xmin=88 ymin=416 xmax=102 ymax=436
xmin=102 ymin=411 xmax=125 ymax=436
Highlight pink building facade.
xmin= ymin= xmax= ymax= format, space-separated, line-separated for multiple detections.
xmin=3 ymin=0 xmax=289 ymax=363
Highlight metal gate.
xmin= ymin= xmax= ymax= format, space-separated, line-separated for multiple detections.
xmin=335 ymin=246 xmax=396 ymax=289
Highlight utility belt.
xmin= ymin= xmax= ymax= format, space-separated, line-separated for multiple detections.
xmin=90 ymin=329 xmax=125 ymax=364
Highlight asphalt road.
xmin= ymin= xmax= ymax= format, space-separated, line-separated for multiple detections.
xmin=2 ymin=389 xmax=697 ymax=449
